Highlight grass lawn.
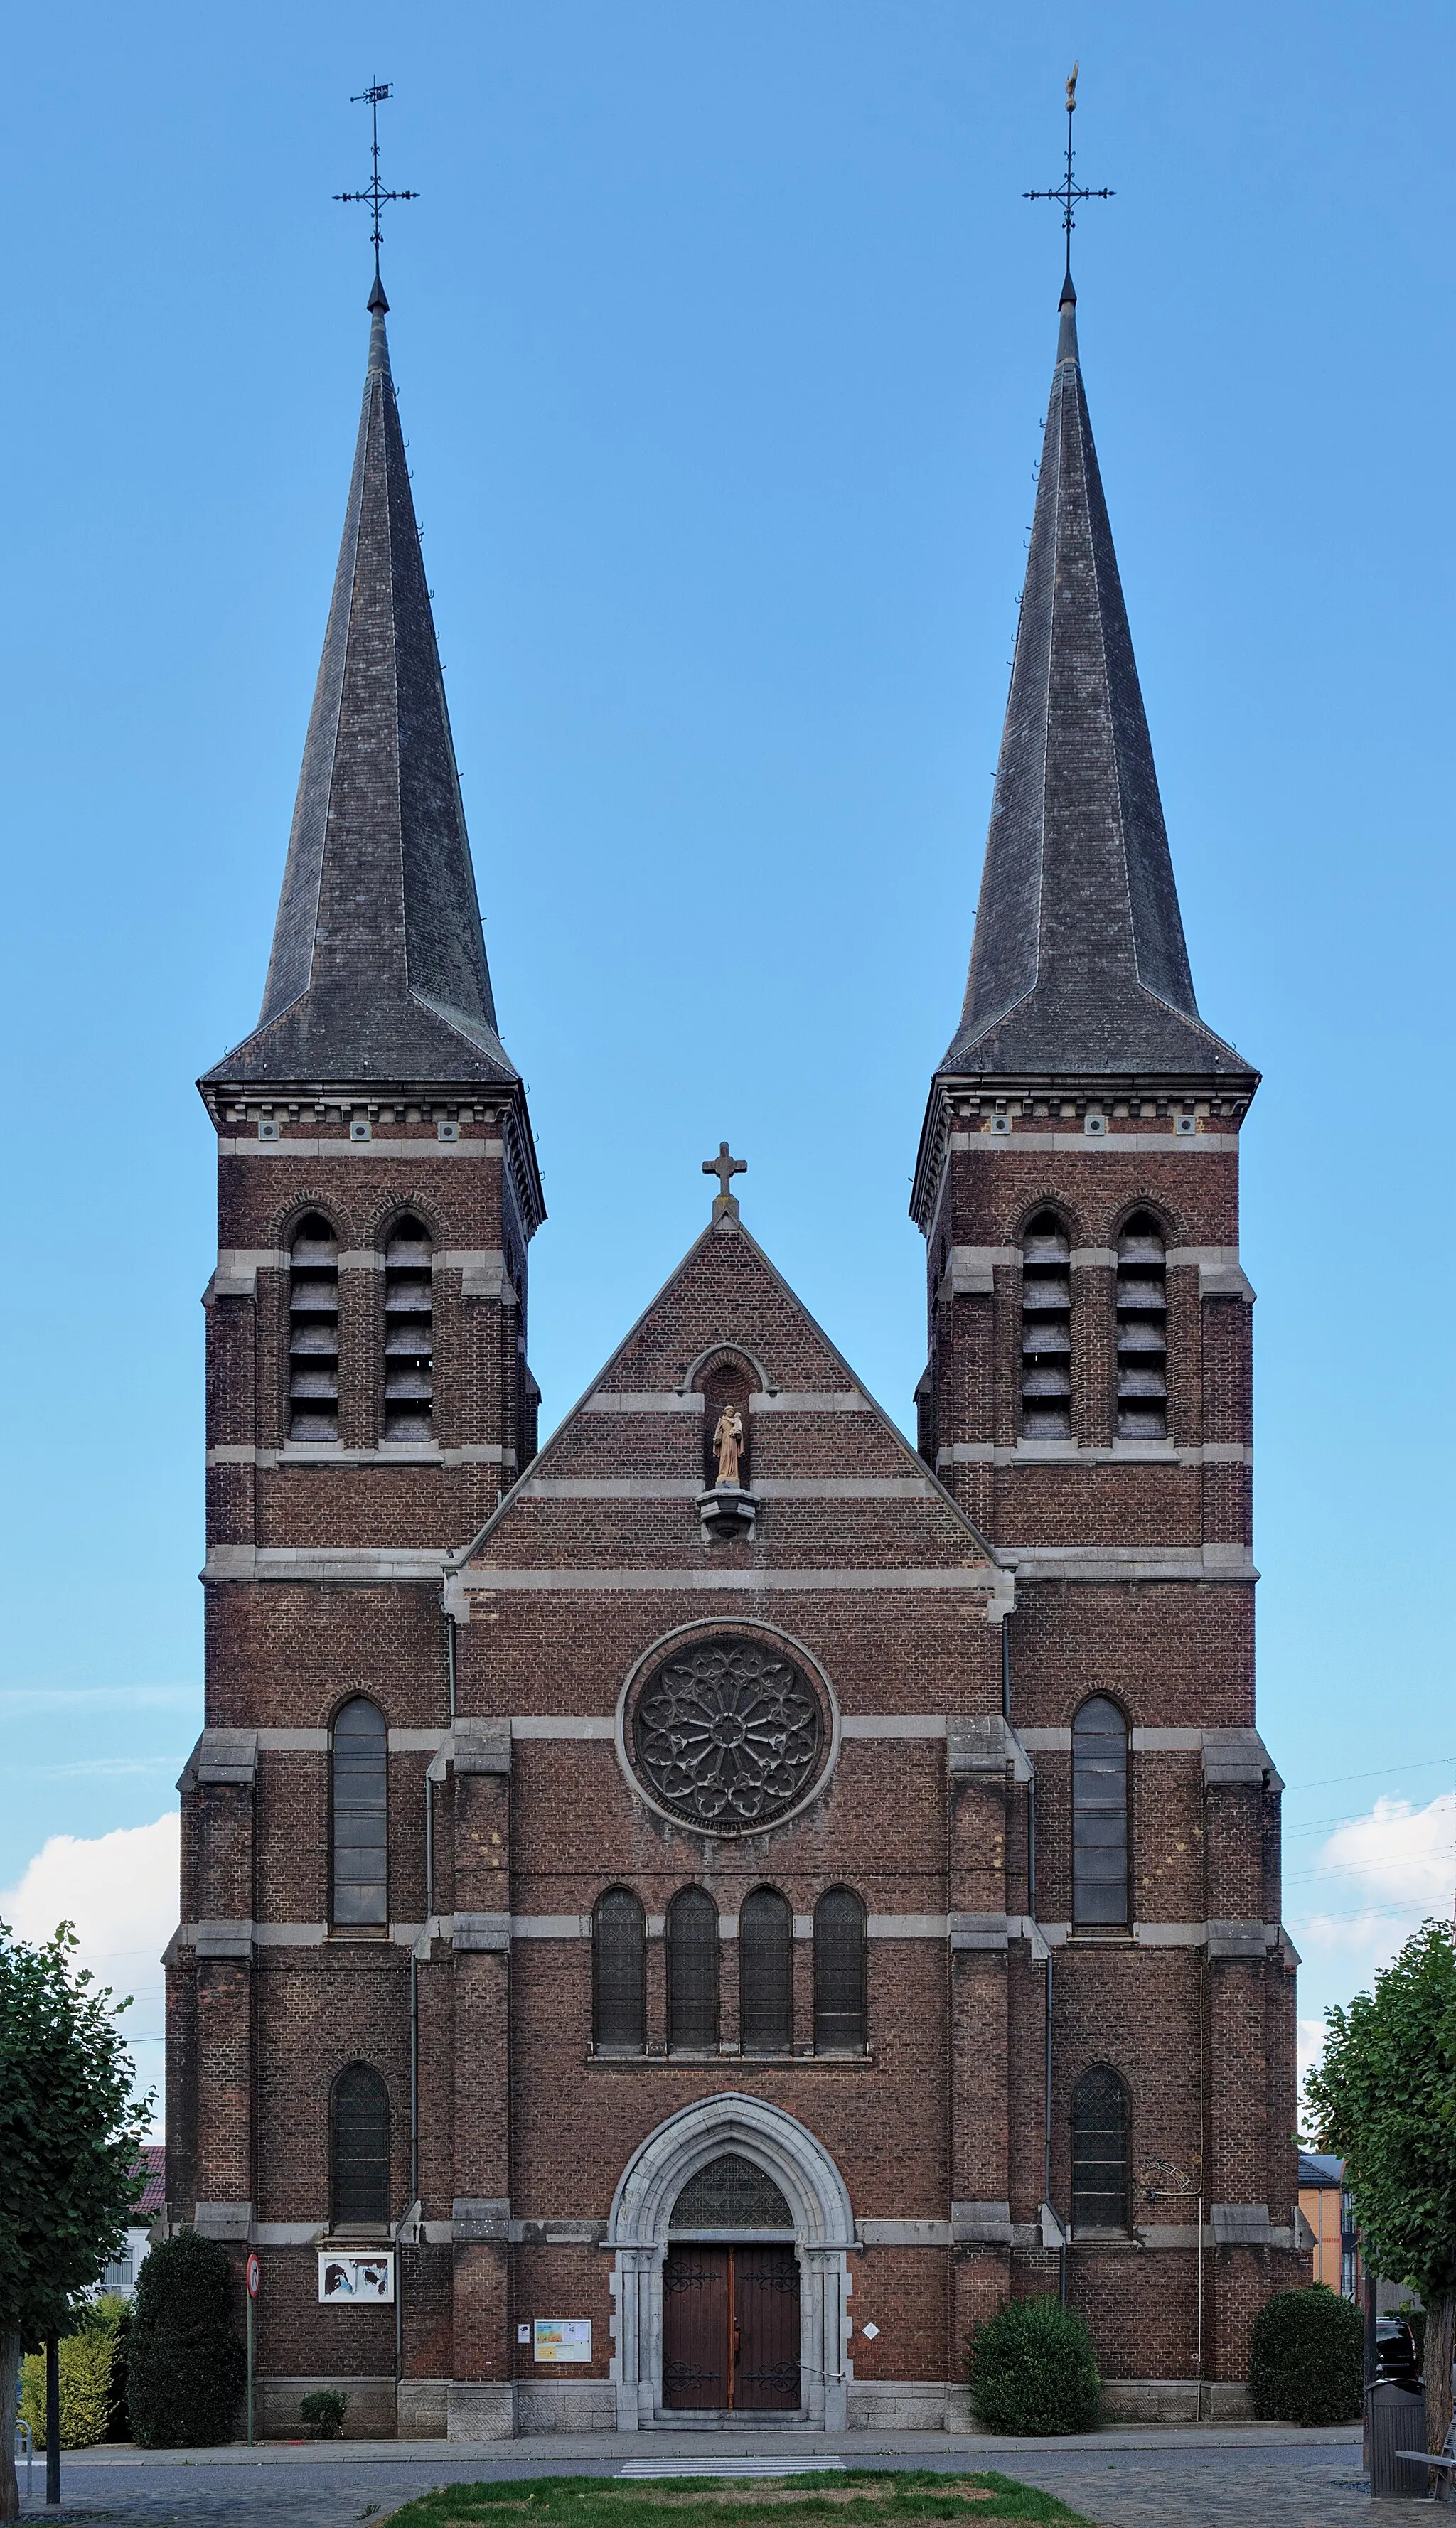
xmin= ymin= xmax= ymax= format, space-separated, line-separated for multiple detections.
xmin=381 ymin=2468 xmax=1093 ymax=2528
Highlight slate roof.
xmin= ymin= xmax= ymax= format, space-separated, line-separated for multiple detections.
xmin=941 ymin=280 xmax=1252 ymax=1079
xmin=205 ymin=282 xmax=518 ymax=1089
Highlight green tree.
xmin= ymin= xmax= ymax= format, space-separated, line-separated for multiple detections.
xmin=1305 ymin=1917 xmax=1456 ymax=2458
xmin=126 ymin=2231 xmax=244 ymax=2447
xmin=0 ymin=1922 xmax=149 ymax=2527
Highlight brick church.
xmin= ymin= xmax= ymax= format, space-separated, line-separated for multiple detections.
xmin=167 ymin=245 xmax=1305 ymax=2437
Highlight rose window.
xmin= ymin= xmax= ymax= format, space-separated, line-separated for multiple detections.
xmin=631 ymin=1634 xmax=825 ymax=1831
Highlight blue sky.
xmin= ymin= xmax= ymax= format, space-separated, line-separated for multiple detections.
xmin=2 ymin=0 xmax=1452 ymax=2123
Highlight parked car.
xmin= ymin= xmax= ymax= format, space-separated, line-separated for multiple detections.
xmin=1375 ymin=2316 xmax=1421 ymax=2388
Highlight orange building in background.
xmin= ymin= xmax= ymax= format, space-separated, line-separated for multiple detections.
xmin=1299 ymin=2152 xmax=1360 ymax=2299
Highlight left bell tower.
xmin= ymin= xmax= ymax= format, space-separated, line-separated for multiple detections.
xmin=168 ymin=274 xmax=542 ymax=2296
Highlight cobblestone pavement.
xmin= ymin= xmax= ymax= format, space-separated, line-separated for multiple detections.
xmin=16 ymin=2438 xmax=1378 ymax=2528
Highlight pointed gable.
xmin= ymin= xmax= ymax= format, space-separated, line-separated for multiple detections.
xmin=943 ymin=282 xmax=1251 ymax=1080
xmin=457 ymin=1210 xmax=1000 ymax=1588
xmin=205 ymin=285 xmax=517 ymax=1088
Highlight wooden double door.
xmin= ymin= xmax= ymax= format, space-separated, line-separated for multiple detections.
xmin=662 ymin=2246 xmax=801 ymax=2411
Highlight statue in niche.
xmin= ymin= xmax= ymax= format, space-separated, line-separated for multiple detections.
xmin=712 ymin=1403 xmax=745 ymax=1488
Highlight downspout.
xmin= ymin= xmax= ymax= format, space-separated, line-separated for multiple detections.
xmin=446 ymin=1612 xmax=458 ymax=1722
xmin=410 ymin=1949 xmax=419 ymax=2207
xmin=1001 ymin=1617 xmax=1012 ymax=1723
xmin=1197 ymin=1947 xmax=1206 ymax=2412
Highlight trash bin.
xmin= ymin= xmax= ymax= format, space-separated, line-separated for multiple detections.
xmin=1366 ymin=2379 xmax=1428 ymax=2498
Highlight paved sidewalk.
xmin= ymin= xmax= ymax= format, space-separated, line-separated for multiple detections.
xmin=16 ymin=2425 xmax=1371 ymax=2527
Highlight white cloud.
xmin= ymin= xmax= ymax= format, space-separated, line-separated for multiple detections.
xmin=1289 ymin=1791 xmax=1456 ymax=2112
xmin=1 ymin=1813 xmax=179 ymax=2133
xmin=1312 ymin=1792 xmax=1455 ymax=1916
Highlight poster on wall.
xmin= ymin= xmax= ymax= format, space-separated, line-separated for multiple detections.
xmin=533 ymin=2319 xmax=592 ymax=2362
xmin=318 ymin=2251 xmax=395 ymax=2304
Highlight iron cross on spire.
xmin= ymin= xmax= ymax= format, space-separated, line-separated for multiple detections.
xmin=702 ymin=1142 xmax=746 ymax=1217
xmin=1024 ymin=63 xmax=1113 ymax=288
xmin=334 ymin=82 xmax=419 ymax=287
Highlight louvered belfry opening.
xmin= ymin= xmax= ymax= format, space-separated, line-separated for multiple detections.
xmin=667 ymin=1887 xmax=719 ymax=2052
xmin=288 ymin=1213 xmax=340 ymax=1440
xmin=383 ymin=1214 xmax=434 ymax=1441
xmin=331 ymin=2061 xmax=391 ymax=2227
xmin=813 ymin=1887 xmax=867 ymax=2052
xmin=593 ymin=1888 xmax=646 ymax=2056
xmin=1020 ymin=1211 xmax=1073 ymax=1438
xmin=331 ymin=1697 xmax=388 ymax=1926
xmin=1072 ymin=1696 xmax=1130 ymax=1927
xmin=1116 ymin=1211 xmax=1168 ymax=1437
xmin=739 ymin=1887 xmax=793 ymax=2054
xmin=1071 ymin=2067 xmax=1130 ymax=2232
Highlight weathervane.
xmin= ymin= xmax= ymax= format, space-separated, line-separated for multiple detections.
xmin=335 ymin=82 xmax=418 ymax=288
xmin=1024 ymin=63 xmax=1113 ymax=287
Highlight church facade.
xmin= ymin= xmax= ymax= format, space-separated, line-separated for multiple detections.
xmin=166 ymin=259 xmax=1305 ymax=2438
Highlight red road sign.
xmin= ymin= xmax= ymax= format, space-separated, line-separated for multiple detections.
xmin=246 ymin=2252 xmax=260 ymax=2299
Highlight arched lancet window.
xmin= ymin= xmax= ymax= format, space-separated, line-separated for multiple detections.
xmin=739 ymin=1887 xmax=792 ymax=2055
xmin=1071 ymin=2067 xmax=1130 ymax=2232
xmin=289 ymin=1214 xmax=339 ymax=1442
xmin=331 ymin=2062 xmax=390 ymax=2227
xmin=813 ymin=1887 xmax=867 ymax=2053
xmin=593 ymin=1888 xmax=646 ymax=2056
xmin=331 ymin=1698 xmax=387 ymax=1926
xmin=666 ymin=1887 xmax=719 ymax=2053
xmin=1116 ymin=1213 xmax=1167 ymax=1439
xmin=1021 ymin=1212 xmax=1072 ymax=1439
xmin=1072 ymin=1697 xmax=1129 ymax=1927
xmin=384 ymin=1216 xmax=434 ymax=1441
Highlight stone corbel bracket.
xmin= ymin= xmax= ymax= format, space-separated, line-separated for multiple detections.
xmin=697 ymin=1484 xmax=759 ymax=1543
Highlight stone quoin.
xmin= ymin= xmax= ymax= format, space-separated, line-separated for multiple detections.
xmin=168 ymin=250 xmax=1304 ymax=2440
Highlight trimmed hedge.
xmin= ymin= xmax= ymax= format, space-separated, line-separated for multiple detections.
xmin=127 ymin=2230 xmax=245 ymax=2448
xmin=968 ymin=2294 xmax=1103 ymax=2436
xmin=1249 ymin=2284 xmax=1364 ymax=2425
xmin=18 ymin=2328 xmax=115 ymax=2449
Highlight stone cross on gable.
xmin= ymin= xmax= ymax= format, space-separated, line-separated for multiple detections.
xmin=703 ymin=1142 xmax=746 ymax=1220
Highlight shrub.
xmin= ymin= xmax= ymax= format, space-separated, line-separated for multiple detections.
xmin=126 ymin=2231 xmax=245 ymax=2447
xmin=299 ymin=2389 xmax=348 ymax=2440
xmin=73 ymin=2291 xmax=132 ymax=2437
xmin=1250 ymin=2284 xmax=1364 ymax=2425
xmin=968 ymin=2293 xmax=1103 ymax=2435
xmin=17 ymin=2323 xmax=118 ymax=2448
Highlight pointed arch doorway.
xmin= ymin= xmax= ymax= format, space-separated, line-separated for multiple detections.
xmin=663 ymin=2156 xmax=800 ymax=2412
xmin=607 ymin=2094 xmax=855 ymax=2431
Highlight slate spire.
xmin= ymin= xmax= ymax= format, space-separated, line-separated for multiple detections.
xmin=207 ymin=285 xmax=517 ymax=1086
xmin=941 ymin=277 xmax=1248 ymax=1076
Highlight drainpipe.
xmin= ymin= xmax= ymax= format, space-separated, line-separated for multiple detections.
xmin=410 ymin=1949 xmax=420 ymax=2207
xmin=446 ymin=1612 xmax=458 ymax=1722
xmin=1001 ymin=1617 xmax=1012 ymax=1723
xmin=1027 ymin=1774 xmax=1037 ymax=1920
xmin=1044 ymin=1950 xmax=1054 ymax=2211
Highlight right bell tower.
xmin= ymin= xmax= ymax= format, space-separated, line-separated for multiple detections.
xmin=911 ymin=248 xmax=1307 ymax=2401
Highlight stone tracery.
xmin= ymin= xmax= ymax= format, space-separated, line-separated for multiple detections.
xmin=631 ymin=1634 xmax=824 ymax=1830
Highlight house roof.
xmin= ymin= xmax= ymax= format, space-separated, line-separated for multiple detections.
xmin=1297 ymin=2151 xmax=1346 ymax=2189
xmin=132 ymin=2143 xmax=166 ymax=2219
